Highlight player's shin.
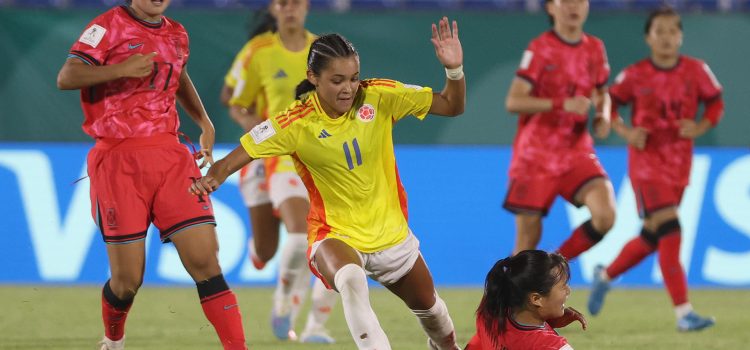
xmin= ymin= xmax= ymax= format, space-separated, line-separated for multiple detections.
xmin=335 ymin=264 xmax=391 ymax=349
xmin=197 ymin=274 xmax=247 ymax=350
xmin=411 ymin=296 xmax=460 ymax=350
xmin=101 ymin=280 xmax=134 ymax=342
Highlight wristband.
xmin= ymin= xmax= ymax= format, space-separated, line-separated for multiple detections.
xmin=445 ymin=65 xmax=464 ymax=80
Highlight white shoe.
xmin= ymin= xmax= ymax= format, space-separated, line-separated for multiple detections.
xmin=97 ymin=336 xmax=125 ymax=350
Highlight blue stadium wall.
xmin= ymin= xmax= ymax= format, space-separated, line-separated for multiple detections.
xmin=1 ymin=143 xmax=749 ymax=287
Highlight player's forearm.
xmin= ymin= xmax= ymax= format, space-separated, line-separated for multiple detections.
xmin=593 ymin=89 xmax=611 ymax=120
xmin=177 ymin=70 xmax=213 ymax=131
xmin=611 ymin=116 xmax=630 ymax=139
xmin=211 ymin=146 xmax=253 ymax=182
xmin=56 ymin=60 xmax=124 ymax=90
xmin=433 ymin=77 xmax=466 ymax=117
xmin=505 ymin=94 xmax=555 ymax=115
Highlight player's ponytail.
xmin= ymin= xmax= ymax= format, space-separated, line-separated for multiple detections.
xmin=247 ymin=9 xmax=277 ymax=40
xmin=476 ymin=250 xmax=570 ymax=344
xmin=295 ymin=33 xmax=358 ymax=100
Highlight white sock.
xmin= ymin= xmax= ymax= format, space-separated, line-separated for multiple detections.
xmin=274 ymin=233 xmax=308 ymax=316
xmin=675 ymin=302 xmax=693 ymax=320
xmin=411 ymin=296 xmax=459 ymax=350
xmin=303 ymin=277 xmax=339 ymax=334
xmin=334 ymin=264 xmax=390 ymax=350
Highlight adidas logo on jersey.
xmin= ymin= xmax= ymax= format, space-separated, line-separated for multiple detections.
xmin=318 ymin=129 xmax=332 ymax=138
xmin=273 ymin=69 xmax=288 ymax=79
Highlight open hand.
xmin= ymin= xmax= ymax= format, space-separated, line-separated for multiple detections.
xmin=431 ymin=17 xmax=462 ymax=69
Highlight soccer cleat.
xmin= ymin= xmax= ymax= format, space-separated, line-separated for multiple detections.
xmin=97 ymin=336 xmax=125 ymax=350
xmin=247 ymin=238 xmax=266 ymax=270
xmin=677 ymin=312 xmax=715 ymax=332
xmin=271 ymin=310 xmax=296 ymax=341
xmin=587 ymin=264 xmax=610 ymax=316
xmin=299 ymin=329 xmax=335 ymax=344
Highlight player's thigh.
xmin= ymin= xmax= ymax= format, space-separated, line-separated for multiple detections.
xmin=562 ymin=153 xmax=611 ymax=208
xmin=151 ymin=145 xmax=217 ymax=243
xmin=311 ymin=238 xmax=363 ymax=291
xmin=88 ymin=149 xmax=151 ymax=244
xmin=385 ymin=254 xmax=436 ymax=310
xmin=106 ymin=239 xmax=147 ymax=289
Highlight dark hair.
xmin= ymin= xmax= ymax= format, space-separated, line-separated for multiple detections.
xmin=645 ymin=7 xmax=682 ymax=34
xmin=476 ymin=250 xmax=570 ymax=345
xmin=247 ymin=9 xmax=277 ymax=40
xmin=294 ymin=33 xmax=358 ymax=100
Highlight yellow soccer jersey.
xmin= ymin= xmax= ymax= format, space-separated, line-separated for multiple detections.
xmin=224 ymin=40 xmax=267 ymax=117
xmin=224 ymin=40 xmax=252 ymax=88
xmin=240 ymin=79 xmax=434 ymax=253
xmin=230 ymin=31 xmax=315 ymax=174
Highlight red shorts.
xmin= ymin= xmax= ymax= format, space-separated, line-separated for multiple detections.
xmin=631 ymin=179 xmax=685 ymax=218
xmin=88 ymin=134 xmax=216 ymax=244
xmin=503 ymin=153 xmax=607 ymax=216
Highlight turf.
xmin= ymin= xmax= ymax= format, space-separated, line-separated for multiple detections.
xmin=0 ymin=286 xmax=746 ymax=349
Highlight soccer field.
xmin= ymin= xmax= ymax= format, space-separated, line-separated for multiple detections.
xmin=0 ymin=286 xmax=746 ymax=349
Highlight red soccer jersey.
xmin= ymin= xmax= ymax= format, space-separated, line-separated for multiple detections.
xmin=609 ymin=56 xmax=722 ymax=185
xmin=510 ymin=31 xmax=610 ymax=178
xmin=68 ymin=6 xmax=189 ymax=139
xmin=467 ymin=315 xmax=572 ymax=350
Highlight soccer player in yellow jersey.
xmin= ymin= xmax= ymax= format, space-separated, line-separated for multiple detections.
xmin=192 ymin=17 xmax=465 ymax=350
xmin=221 ymin=0 xmax=339 ymax=344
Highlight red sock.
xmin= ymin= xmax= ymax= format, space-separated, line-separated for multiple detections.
xmin=198 ymin=275 xmax=247 ymax=350
xmin=606 ymin=229 xmax=656 ymax=279
xmin=102 ymin=280 xmax=133 ymax=341
xmin=557 ymin=220 xmax=603 ymax=260
xmin=658 ymin=222 xmax=688 ymax=306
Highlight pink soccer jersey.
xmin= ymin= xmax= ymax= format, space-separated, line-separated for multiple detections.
xmin=467 ymin=315 xmax=571 ymax=350
xmin=68 ymin=6 xmax=189 ymax=139
xmin=510 ymin=31 xmax=610 ymax=178
xmin=609 ymin=55 xmax=723 ymax=186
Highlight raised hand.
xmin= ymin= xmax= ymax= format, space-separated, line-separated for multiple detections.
xmin=118 ymin=52 xmax=158 ymax=78
xmin=431 ymin=17 xmax=462 ymax=69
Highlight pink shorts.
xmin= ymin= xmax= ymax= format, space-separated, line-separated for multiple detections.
xmin=631 ymin=179 xmax=685 ymax=218
xmin=504 ymin=153 xmax=607 ymax=216
xmin=88 ymin=134 xmax=216 ymax=244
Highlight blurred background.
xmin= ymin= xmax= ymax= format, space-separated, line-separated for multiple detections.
xmin=1 ymin=0 xmax=749 ymax=289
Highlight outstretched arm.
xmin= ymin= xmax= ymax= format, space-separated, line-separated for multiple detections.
xmin=428 ymin=17 xmax=465 ymax=117
xmin=189 ymin=146 xmax=253 ymax=196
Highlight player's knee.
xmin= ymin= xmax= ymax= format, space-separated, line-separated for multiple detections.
xmin=334 ymin=264 xmax=368 ymax=296
xmin=110 ymin=273 xmax=143 ymax=298
xmin=592 ymin=208 xmax=616 ymax=233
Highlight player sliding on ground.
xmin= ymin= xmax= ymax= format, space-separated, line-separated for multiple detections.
xmin=466 ymin=250 xmax=586 ymax=350
xmin=190 ymin=17 xmax=465 ymax=350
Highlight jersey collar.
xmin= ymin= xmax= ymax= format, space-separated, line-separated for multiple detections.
xmin=550 ymin=30 xmax=583 ymax=47
xmin=121 ymin=6 xmax=165 ymax=29
xmin=649 ymin=55 xmax=683 ymax=72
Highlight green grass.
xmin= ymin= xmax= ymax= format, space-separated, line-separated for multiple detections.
xmin=0 ymin=286 xmax=747 ymax=349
